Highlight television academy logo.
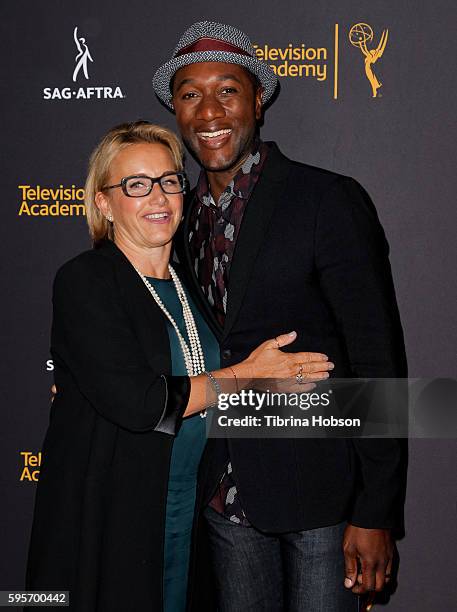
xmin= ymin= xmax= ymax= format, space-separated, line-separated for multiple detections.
xmin=349 ymin=23 xmax=388 ymax=98
xmin=43 ymin=26 xmax=125 ymax=101
xmin=20 ymin=452 xmax=42 ymax=482
xmin=253 ymin=22 xmax=390 ymax=101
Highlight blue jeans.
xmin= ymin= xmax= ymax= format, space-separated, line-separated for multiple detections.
xmin=204 ymin=506 xmax=360 ymax=612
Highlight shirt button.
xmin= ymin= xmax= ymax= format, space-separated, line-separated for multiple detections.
xmin=222 ymin=349 xmax=232 ymax=360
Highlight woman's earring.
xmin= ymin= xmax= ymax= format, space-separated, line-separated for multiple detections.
xmin=106 ymin=214 xmax=113 ymax=222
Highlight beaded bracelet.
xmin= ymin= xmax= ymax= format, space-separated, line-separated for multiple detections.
xmin=203 ymin=370 xmax=221 ymax=409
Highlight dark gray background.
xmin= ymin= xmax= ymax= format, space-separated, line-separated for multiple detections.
xmin=1 ymin=1 xmax=456 ymax=609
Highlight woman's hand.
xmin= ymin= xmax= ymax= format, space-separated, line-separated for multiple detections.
xmin=185 ymin=332 xmax=334 ymax=417
xmin=234 ymin=331 xmax=333 ymax=384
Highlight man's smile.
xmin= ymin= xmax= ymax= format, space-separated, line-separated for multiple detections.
xmin=196 ymin=128 xmax=233 ymax=148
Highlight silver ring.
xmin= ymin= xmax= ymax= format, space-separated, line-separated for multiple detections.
xmin=296 ymin=363 xmax=305 ymax=384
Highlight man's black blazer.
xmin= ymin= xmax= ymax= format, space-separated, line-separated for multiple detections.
xmin=178 ymin=141 xmax=408 ymax=533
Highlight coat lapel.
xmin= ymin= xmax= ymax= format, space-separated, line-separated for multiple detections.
xmin=96 ymin=239 xmax=173 ymax=372
xmin=222 ymin=143 xmax=291 ymax=340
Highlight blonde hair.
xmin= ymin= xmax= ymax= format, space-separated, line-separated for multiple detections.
xmin=85 ymin=121 xmax=184 ymax=243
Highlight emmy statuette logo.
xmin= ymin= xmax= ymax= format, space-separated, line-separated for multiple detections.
xmin=72 ymin=26 xmax=94 ymax=82
xmin=349 ymin=23 xmax=388 ymax=98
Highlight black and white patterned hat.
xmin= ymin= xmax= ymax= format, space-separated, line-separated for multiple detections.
xmin=153 ymin=21 xmax=278 ymax=109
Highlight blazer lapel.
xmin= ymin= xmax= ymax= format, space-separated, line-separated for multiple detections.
xmin=222 ymin=143 xmax=291 ymax=341
xmin=180 ymin=143 xmax=291 ymax=344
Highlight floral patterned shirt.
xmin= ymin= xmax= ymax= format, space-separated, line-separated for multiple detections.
xmin=189 ymin=138 xmax=270 ymax=326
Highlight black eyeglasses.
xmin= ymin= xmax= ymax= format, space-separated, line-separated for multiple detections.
xmin=102 ymin=171 xmax=188 ymax=197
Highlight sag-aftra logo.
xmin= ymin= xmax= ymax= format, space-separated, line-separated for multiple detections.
xmin=43 ymin=26 xmax=125 ymax=101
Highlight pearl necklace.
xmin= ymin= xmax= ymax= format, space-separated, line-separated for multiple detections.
xmin=136 ymin=264 xmax=206 ymax=378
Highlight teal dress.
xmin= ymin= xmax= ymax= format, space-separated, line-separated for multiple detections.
xmin=146 ymin=275 xmax=220 ymax=612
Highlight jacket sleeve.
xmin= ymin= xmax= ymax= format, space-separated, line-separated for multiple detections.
xmin=51 ymin=255 xmax=190 ymax=435
xmin=315 ymin=176 xmax=407 ymax=529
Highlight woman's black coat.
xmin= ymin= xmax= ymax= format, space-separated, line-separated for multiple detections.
xmin=25 ymin=239 xmax=208 ymax=611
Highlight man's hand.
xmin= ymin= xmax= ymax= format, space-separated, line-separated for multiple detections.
xmin=343 ymin=525 xmax=394 ymax=594
xmin=51 ymin=384 xmax=57 ymax=402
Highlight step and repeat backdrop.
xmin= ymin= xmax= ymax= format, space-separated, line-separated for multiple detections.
xmin=2 ymin=1 xmax=456 ymax=609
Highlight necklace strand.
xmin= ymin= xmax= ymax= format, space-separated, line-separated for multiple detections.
xmin=135 ymin=264 xmax=207 ymax=418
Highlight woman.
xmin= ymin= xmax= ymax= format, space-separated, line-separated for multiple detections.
xmin=26 ymin=121 xmax=332 ymax=611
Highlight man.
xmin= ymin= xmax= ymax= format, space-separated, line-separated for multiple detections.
xmin=153 ymin=21 xmax=407 ymax=611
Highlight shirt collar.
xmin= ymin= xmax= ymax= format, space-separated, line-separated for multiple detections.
xmin=195 ymin=137 xmax=265 ymax=207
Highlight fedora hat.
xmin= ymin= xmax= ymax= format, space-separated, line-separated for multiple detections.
xmin=153 ymin=21 xmax=278 ymax=109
